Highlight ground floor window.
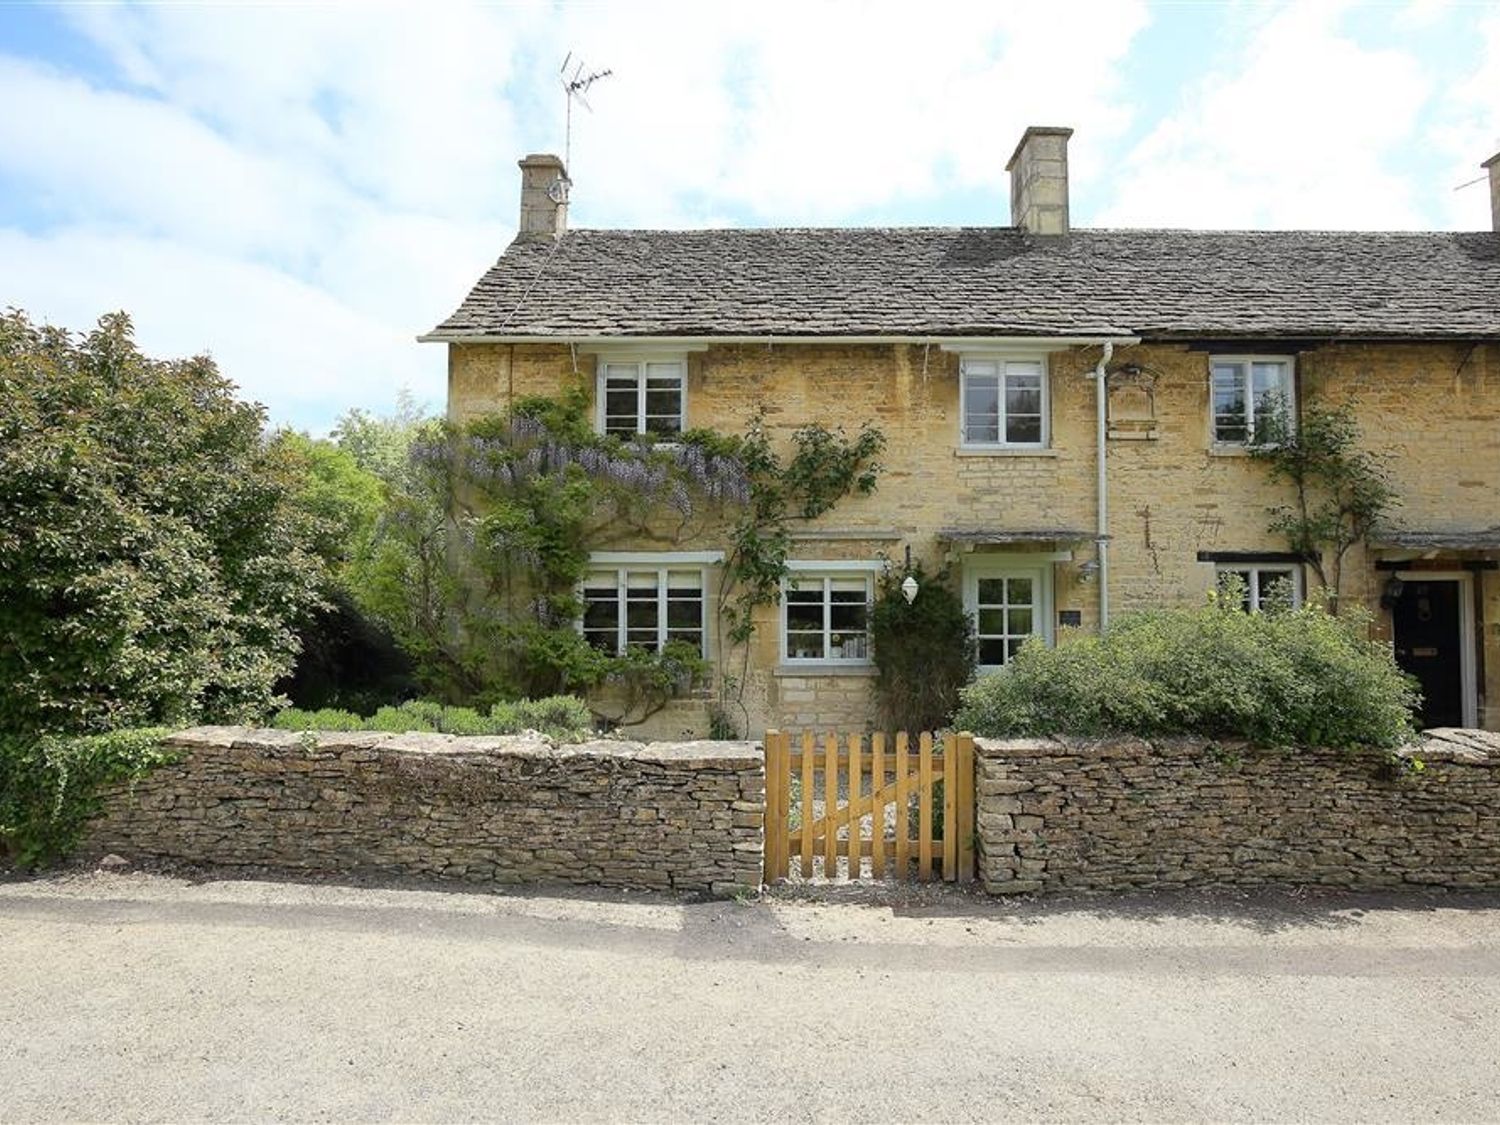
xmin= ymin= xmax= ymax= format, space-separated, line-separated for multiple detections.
xmin=781 ymin=568 xmax=875 ymax=665
xmin=582 ymin=566 xmax=705 ymax=655
xmin=1215 ymin=564 xmax=1302 ymax=612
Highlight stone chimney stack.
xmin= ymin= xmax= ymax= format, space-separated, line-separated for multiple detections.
xmin=1485 ymin=150 xmax=1500 ymax=233
xmin=518 ymin=153 xmax=569 ymax=239
xmin=1006 ymin=126 xmax=1073 ymax=236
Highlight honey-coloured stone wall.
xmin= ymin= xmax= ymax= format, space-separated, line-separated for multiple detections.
xmin=977 ymin=731 xmax=1500 ymax=895
xmin=446 ymin=340 xmax=1500 ymax=735
xmin=84 ymin=727 xmax=765 ymax=895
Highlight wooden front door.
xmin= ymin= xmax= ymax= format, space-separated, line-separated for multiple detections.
xmin=1392 ymin=578 xmax=1465 ymax=729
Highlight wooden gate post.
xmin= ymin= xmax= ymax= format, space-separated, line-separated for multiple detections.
xmin=955 ymin=731 xmax=976 ymax=883
xmin=762 ymin=730 xmax=784 ymax=885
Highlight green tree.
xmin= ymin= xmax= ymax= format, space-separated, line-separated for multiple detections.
xmin=1251 ymin=400 xmax=1397 ymax=612
xmin=0 ymin=310 xmax=326 ymax=742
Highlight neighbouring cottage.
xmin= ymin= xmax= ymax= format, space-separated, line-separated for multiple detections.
xmin=424 ymin=126 xmax=1500 ymax=739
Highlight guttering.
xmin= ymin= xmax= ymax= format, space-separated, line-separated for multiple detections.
xmin=416 ymin=332 xmax=1139 ymax=348
xmin=1087 ymin=340 xmax=1139 ymax=632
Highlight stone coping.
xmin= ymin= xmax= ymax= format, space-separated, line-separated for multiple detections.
xmin=973 ymin=728 xmax=1500 ymax=766
xmin=164 ymin=726 xmax=764 ymax=768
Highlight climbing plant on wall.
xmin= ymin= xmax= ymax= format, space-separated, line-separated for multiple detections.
xmin=355 ymin=388 xmax=885 ymax=728
xmin=1250 ymin=400 xmax=1397 ymax=613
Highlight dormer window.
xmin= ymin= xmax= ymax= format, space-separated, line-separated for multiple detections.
xmin=598 ymin=357 xmax=686 ymax=439
xmin=1211 ymin=356 xmax=1294 ymax=445
xmin=960 ymin=355 xmax=1048 ymax=448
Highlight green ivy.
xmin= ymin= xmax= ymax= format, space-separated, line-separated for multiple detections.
xmin=0 ymin=728 xmax=175 ymax=868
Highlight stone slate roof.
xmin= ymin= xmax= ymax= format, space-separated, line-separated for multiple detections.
xmin=428 ymin=227 xmax=1500 ymax=342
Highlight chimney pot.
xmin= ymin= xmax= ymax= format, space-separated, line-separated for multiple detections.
xmin=518 ymin=153 xmax=569 ymax=239
xmin=1006 ymin=126 xmax=1073 ymax=236
xmin=1484 ymin=150 xmax=1500 ymax=233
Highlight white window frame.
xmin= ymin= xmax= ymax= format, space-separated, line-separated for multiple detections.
xmin=579 ymin=551 xmax=721 ymax=657
xmin=779 ymin=561 xmax=880 ymax=668
xmin=1214 ymin=563 xmax=1304 ymax=613
xmin=962 ymin=556 xmax=1054 ymax=673
xmin=1209 ymin=355 xmax=1295 ymax=447
xmin=959 ymin=353 xmax=1050 ymax=450
xmin=595 ymin=355 xmax=687 ymax=439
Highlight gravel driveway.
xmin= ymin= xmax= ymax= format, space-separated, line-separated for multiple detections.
xmin=4 ymin=868 xmax=1500 ymax=1122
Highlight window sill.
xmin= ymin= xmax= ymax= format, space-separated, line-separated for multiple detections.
xmin=774 ymin=664 xmax=877 ymax=678
xmin=955 ymin=447 xmax=1059 ymax=458
xmin=1208 ymin=445 xmax=1254 ymax=458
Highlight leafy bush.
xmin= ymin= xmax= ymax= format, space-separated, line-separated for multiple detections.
xmin=270 ymin=696 xmax=595 ymax=742
xmin=0 ymin=310 xmax=326 ymax=741
xmin=955 ymin=591 xmax=1419 ymax=749
xmin=0 ymin=729 xmax=173 ymax=867
xmin=869 ymin=563 xmax=976 ymax=732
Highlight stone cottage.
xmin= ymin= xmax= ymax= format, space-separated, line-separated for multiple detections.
xmin=424 ymin=126 xmax=1500 ymax=738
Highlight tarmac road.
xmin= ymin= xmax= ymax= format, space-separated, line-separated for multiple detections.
xmin=3 ymin=869 xmax=1499 ymax=1123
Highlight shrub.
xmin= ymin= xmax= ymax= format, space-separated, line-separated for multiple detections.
xmin=869 ymin=563 xmax=976 ymax=732
xmin=955 ymin=591 xmax=1419 ymax=749
xmin=0 ymin=310 xmax=325 ymax=743
xmin=269 ymin=696 xmax=595 ymax=742
xmin=0 ymin=729 xmax=173 ymax=867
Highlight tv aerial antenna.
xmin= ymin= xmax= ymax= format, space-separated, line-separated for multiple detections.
xmin=560 ymin=52 xmax=613 ymax=173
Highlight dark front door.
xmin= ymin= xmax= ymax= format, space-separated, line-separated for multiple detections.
xmin=1392 ymin=579 xmax=1465 ymax=729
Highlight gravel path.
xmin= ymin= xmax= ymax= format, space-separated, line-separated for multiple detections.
xmin=4 ymin=866 xmax=1500 ymax=1122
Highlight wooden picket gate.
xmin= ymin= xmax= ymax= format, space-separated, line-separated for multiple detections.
xmin=762 ymin=731 xmax=976 ymax=884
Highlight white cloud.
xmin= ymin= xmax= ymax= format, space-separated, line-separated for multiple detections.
xmin=0 ymin=227 xmax=443 ymax=431
xmin=1096 ymin=3 xmax=1435 ymax=230
xmin=0 ymin=0 xmax=1156 ymax=430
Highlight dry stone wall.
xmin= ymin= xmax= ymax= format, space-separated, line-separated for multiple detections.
xmin=85 ymin=727 xmax=764 ymax=895
xmin=977 ymin=731 xmax=1500 ymax=894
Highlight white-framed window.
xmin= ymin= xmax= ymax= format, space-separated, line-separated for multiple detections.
xmin=581 ymin=560 xmax=708 ymax=656
xmin=972 ymin=573 xmax=1044 ymax=669
xmin=1215 ymin=564 xmax=1303 ymax=613
xmin=1210 ymin=356 xmax=1294 ymax=445
xmin=597 ymin=357 xmax=686 ymax=439
xmin=780 ymin=564 xmax=877 ymax=666
xmin=960 ymin=355 xmax=1048 ymax=448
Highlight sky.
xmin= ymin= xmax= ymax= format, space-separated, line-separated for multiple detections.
xmin=0 ymin=0 xmax=1497 ymax=433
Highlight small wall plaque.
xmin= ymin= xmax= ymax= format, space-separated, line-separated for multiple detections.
xmin=1058 ymin=610 xmax=1083 ymax=628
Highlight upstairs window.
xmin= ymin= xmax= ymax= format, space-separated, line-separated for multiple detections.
xmin=1215 ymin=564 xmax=1302 ymax=613
xmin=598 ymin=359 xmax=685 ymax=439
xmin=960 ymin=356 xmax=1048 ymax=448
xmin=1211 ymin=356 xmax=1294 ymax=445
xmin=581 ymin=566 xmax=705 ymax=655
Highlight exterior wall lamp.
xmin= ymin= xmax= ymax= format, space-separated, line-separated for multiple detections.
xmin=901 ymin=574 xmax=920 ymax=604
xmin=1076 ymin=559 xmax=1100 ymax=584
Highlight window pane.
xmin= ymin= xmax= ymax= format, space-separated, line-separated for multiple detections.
xmin=976 ymin=578 xmax=1005 ymax=604
xmin=978 ymin=638 xmax=1006 ymax=666
xmin=666 ymin=598 xmax=702 ymax=630
xmin=1258 ymin=569 xmax=1296 ymax=611
xmin=1213 ymin=364 xmax=1247 ymax=442
xmin=829 ymin=598 xmax=868 ymax=632
xmin=1006 ymin=383 xmax=1042 ymax=415
xmin=645 ymin=362 xmax=683 ymax=380
xmin=1005 ymin=414 xmax=1042 ymax=444
xmin=1006 ymin=638 xmax=1025 ymax=662
xmin=1007 ymin=577 xmax=1033 ymax=605
xmin=1218 ymin=570 xmax=1253 ymax=612
xmin=965 ymin=417 xmax=1001 ymax=444
xmin=784 ymin=590 xmax=823 ymax=631
xmin=786 ymin=632 xmax=826 ymax=660
xmin=1007 ymin=607 xmax=1034 ymax=636
xmin=964 ymin=375 xmax=999 ymax=443
xmin=977 ymin=608 xmax=1004 ymax=635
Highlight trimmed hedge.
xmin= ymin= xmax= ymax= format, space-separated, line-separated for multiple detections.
xmin=955 ymin=594 xmax=1419 ymax=749
xmin=270 ymin=696 xmax=595 ymax=742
